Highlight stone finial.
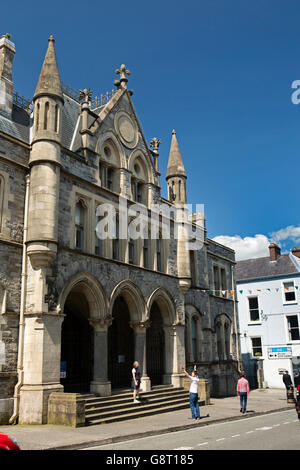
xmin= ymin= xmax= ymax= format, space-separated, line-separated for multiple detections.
xmin=150 ymin=137 xmax=161 ymax=154
xmin=79 ymin=88 xmax=93 ymax=104
xmin=114 ymin=64 xmax=131 ymax=89
xmin=150 ymin=137 xmax=161 ymax=172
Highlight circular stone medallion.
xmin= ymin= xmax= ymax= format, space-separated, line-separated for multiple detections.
xmin=114 ymin=110 xmax=138 ymax=148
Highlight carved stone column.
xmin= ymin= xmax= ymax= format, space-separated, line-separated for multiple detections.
xmin=89 ymin=318 xmax=112 ymax=396
xmin=130 ymin=321 xmax=151 ymax=392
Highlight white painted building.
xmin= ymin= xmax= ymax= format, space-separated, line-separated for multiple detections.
xmin=236 ymin=244 xmax=300 ymax=389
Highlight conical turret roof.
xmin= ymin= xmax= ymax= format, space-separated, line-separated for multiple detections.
xmin=166 ymin=130 xmax=186 ymax=179
xmin=33 ymin=35 xmax=63 ymax=102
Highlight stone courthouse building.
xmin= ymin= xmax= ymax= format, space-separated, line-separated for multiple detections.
xmin=0 ymin=34 xmax=240 ymax=424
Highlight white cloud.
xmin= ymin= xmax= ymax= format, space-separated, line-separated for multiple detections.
xmin=213 ymin=234 xmax=270 ymax=261
xmin=270 ymin=225 xmax=300 ymax=245
xmin=213 ymin=224 xmax=300 ymax=261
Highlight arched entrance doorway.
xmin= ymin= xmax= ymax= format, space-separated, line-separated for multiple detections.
xmin=60 ymin=290 xmax=93 ymax=392
xmin=146 ymin=301 xmax=165 ymax=385
xmin=108 ymin=296 xmax=134 ymax=389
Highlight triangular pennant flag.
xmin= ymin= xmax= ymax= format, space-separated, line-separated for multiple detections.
xmin=267 ymin=288 xmax=271 ymax=292
xmin=222 ymin=290 xmax=226 ymax=296
xmin=276 ymin=288 xmax=279 ymax=292
xmin=296 ymin=286 xmax=299 ymax=290
xmin=239 ymin=290 xmax=243 ymax=294
xmin=230 ymin=290 xmax=234 ymax=296
xmin=248 ymin=290 xmax=252 ymax=294
xmin=257 ymin=289 xmax=261 ymax=292
xmin=210 ymin=290 xmax=214 ymax=295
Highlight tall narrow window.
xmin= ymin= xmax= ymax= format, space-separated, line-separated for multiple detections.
xmin=103 ymin=166 xmax=114 ymax=191
xmin=143 ymin=238 xmax=149 ymax=269
xmin=248 ymin=297 xmax=260 ymax=322
xmin=283 ymin=281 xmax=296 ymax=303
xmin=44 ymin=101 xmax=49 ymax=130
xmin=287 ymin=315 xmax=300 ymax=341
xmin=112 ymin=215 xmax=119 ymax=261
xmin=190 ymin=251 xmax=196 ymax=286
xmin=54 ymin=104 xmax=59 ymax=133
xmin=221 ymin=268 xmax=227 ymax=292
xmin=36 ymin=103 xmax=40 ymax=131
xmin=156 ymin=237 xmax=162 ymax=272
xmin=213 ymin=265 xmax=220 ymax=293
xmin=251 ymin=337 xmax=262 ymax=357
xmin=95 ymin=215 xmax=103 ymax=256
xmin=75 ymin=201 xmax=85 ymax=250
xmin=129 ymin=238 xmax=135 ymax=264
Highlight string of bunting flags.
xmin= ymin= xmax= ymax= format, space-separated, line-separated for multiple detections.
xmin=192 ymin=285 xmax=299 ymax=296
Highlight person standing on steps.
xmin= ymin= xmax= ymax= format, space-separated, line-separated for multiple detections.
xmin=181 ymin=365 xmax=201 ymax=420
xmin=237 ymin=373 xmax=250 ymax=414
xmin=132 ymin=361 xmax=141 ymax=403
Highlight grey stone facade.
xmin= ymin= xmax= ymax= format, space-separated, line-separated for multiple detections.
xmin=0 ymin=34 xmax=241 ymax=425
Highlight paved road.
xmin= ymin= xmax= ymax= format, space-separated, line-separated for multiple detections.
xmin=82 ymin=410 xmax=300 ymax=450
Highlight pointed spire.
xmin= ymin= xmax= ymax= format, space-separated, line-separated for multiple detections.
xmin=166 ymin=129 xmax=186 ymax=179
xmin=33 ymin=35 xmax=63 ymax=103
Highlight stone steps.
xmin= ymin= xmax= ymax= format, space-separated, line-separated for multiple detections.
xmin=84 ymin=386 xmax=196 ymax=426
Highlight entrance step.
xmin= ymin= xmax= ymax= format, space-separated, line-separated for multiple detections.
xmin=84 ymin=386 xmax=199 ymax=426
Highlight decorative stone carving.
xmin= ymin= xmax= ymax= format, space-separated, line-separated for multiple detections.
xmin=114 ymin=110 xmax=138 ymax=149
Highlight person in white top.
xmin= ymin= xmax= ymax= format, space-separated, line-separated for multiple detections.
xmin=181 ymin=365 xmax=201 ymax=420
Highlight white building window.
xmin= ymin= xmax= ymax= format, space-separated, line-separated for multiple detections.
xmin=283 ymin=281 xmax=296 ymax=303
xmin=248 ymin=296 xmax=260 ymax=322
xmin=287 ymin=315 xmax=300 ymax=341
xmin=251 ymin=337 xmax=262 ymax=357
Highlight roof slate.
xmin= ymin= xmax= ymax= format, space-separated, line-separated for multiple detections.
xmin=0 ymin=105 xmax=30 ymax=143
xmin=236 ymin=253 xmax=300 ymax=282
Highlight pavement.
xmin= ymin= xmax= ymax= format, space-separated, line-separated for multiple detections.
xmin=0 ymin=388 xmax=296 ymax=450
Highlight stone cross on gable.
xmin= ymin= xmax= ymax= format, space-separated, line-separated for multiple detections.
xmin=114 ymin=64 xmax=131 ymax=89
xmin=79 ymin=88 xmax=93 ymax=104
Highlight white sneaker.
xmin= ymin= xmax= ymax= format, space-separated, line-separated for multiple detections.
xmin=133 ymin=399 xmax=140 ymax=403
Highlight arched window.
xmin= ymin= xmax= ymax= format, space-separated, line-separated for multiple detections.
xmin=75 ymin=200 xmax=86 ymax=251
xmin=129 ymin=155 xmax=149 ymax=206
xmin=98 ymin=140 xmax=120 ymax=193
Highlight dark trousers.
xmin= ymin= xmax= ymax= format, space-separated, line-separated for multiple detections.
xmin=189 ymin=392 xmax=200 ymax=418
xmin=239 ymin=392 xmax=247 ymax=411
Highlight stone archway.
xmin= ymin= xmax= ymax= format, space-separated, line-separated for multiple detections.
xmin=61 ymin=289 xmax=93 ymax=392
xmin=146 ymin=288 xmax=178 ymax=386
xmin=108 ymin=280 xmax=145 ymax=389
xmin=58 ymin=273 xmax=108 ymax=394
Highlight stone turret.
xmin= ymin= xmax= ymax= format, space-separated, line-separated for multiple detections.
xmin=0 ymin=34 xmax=16 ymax=115
xmin=166 ymin=130 xmax=190 ymax=294
xmin=166 ymin=130 xmax=187 ymax=204
xmin=27 ymin=35 xmax=63 ymax=268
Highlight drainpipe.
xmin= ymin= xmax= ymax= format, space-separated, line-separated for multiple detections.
xmin=231 ymin=265 xmax=241 ymax=371
xmin=9 ymin=174 xmax=30 ymax=424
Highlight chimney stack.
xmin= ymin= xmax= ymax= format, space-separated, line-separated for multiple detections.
xmin=269 ymin=243 xmax=281 ymax=261
xmin=0 ymin=34 xmax=15 ymax=115
xmin=291 ymin=247 xmax=300 ymax=259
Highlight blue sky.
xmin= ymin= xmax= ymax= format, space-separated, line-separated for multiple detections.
xmin=2 ymin=0 xmax=300 ymax=259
